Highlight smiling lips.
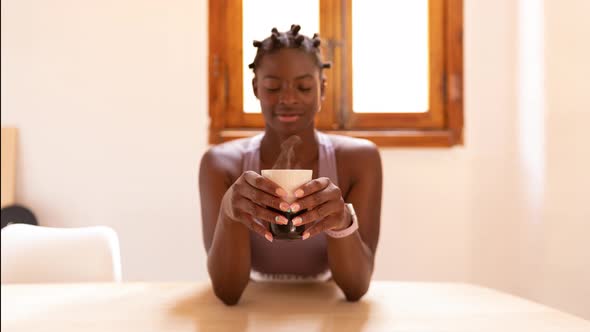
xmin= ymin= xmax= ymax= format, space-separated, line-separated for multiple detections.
xmin=276 ymin=114 xmax=301 ymax=123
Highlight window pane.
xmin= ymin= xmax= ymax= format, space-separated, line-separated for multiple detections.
xmin=243 ymin=0 xmax=319 ymax=113
xmin=352 ymin=0 xmax=429 ymax=113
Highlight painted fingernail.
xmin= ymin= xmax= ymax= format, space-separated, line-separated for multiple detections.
xmin=290 ymin=203 xmax=300 ymax=213
xmin=302 ymin=232 xmax=310 ymax=240
xmin=265 ymin=233 xmax=274 ymax=242
xmin=275 ymin=215 xmax=288 ymax=225
xmin=292 ymin=217 xmax=302 ymax=226
xmin=295 ymin=189 xmax=304 ymax=198
xmin=279 ymin=202 xmax=290 ymax=212
xmin=276 ymin=188 xmax=287 ymax=197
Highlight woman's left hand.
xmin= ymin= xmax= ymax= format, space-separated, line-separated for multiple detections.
xmin=288 ymin=177 xmax=351 ymax=240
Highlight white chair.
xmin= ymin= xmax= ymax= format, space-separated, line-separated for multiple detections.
xmin=1 ymin=224 xmax=122 ymax=283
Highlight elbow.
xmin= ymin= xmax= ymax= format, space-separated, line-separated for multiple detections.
xmin=209 ymin=272 xmax=249 ymax=306
xmin=342 ymin=282 xmax=370 ymax=302
xmin=212 ymin=284 xmax=244 ymax=306
xmin=333 ymin=264 xmax=373 ymax=302
xmin=207 ymin=242 xmax=252 ymax=305
xmin=208 ymin=261 xmax=250 ymax=306
xmin=336 ymin=272 xmax=371 ymax=302
xmin=345 ymin=293 xmax=365 ymax=302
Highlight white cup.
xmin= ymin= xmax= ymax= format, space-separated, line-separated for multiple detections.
xmin=261 ymin=169 xmax=312 ymax=203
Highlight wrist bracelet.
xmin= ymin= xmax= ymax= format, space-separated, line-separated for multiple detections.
xmin=325 ymin=203 xmax=359 ymax=239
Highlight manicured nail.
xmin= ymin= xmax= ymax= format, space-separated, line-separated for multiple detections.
xmin=302 ymin=232 xmax=310 ymax=240
xmin=295 ymin=189 xmax=304 ymax=198
xmin=275 ymin=215 xmax=288 ymax=225
xmin=279 ymin=202 xmax=290 ymax=212
xmin=265 ymin=233 xmax=274 ymax=242
xmin=290 ymin=203 xmax=300 ymax=213
xmin=292 ymin=217 xmax=302 ymax=226
xmin=276 ymin=188 xmax=287 ymax=198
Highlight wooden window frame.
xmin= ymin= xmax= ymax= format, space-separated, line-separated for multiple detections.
xmin=208 ymin=0 xmax=463 ymax=147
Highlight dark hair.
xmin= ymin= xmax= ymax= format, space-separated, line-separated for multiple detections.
xmin=248 ymin=24 xmax=331 ymax=73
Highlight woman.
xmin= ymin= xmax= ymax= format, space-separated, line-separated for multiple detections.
xmin=199 ymin=25 xmax=382 ymax=305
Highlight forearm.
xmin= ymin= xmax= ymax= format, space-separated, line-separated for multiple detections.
xmin=327 ymin=232 xmax=374 ymax=301
xmin=207 ymin=209 xmax=251 ymax=305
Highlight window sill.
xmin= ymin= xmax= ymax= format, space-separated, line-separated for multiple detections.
xmin=210 ymin=129 xmax=463 ymax=148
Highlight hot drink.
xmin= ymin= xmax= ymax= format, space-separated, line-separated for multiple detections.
xmin=261 ymin=169 xmax=312 ymax=240
xmin=268 ymin=207 xmax=307 ymax=240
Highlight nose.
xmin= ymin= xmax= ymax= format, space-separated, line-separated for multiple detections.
xmin=278 ymin=86 xmax=298 ymax=105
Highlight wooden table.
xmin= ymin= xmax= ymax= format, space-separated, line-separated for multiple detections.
xmin=2 ymin=281 xmax=588 ymax=331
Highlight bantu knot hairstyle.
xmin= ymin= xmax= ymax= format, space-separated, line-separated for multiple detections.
xmin=248 ymin=24 xmax=331 ymax=72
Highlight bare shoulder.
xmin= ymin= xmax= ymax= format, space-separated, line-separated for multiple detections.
xmin=199 ymin=137 xmax=252 ymax=183
xmin=324 ymin=133 xmax=382 ymax=190
xmin=325 ymin=134 xmax=382 ymax=215
xmin=326 ymin=134 xmax=381 ymax=164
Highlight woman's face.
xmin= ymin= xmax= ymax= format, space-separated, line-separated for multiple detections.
xmin=253 ymin=48 xmax=325 ymax=136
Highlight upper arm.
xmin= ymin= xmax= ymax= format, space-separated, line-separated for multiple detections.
xmin=340 ymin=141 xmax=382 ymax=254
xmin=198 ymin=147 xmax=238 ymax=252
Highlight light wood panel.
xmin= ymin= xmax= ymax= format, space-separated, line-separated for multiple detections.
xmin=2 ymin=281 xmax=589 ymax=331
xmin=1 ymin=127 xmax=17 ymax=208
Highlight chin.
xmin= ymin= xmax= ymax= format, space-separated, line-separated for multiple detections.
xmin=270 ymin=121 xmax=312 ymax=136
xmin=272 ymin=123 xmax=302 ymax=136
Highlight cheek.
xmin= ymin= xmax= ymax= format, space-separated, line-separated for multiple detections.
xmin=258 ymin=97 xmax=279 ymax=117
xmin=256 ymin=90 xmax=278 ymax=103
xmin=257 ymin=87 xmax=277 ymax=99
xmin=259 ymin=95 xmax=279 ymax=108
xmin=304 ymin=91 xmax=321 ymax=107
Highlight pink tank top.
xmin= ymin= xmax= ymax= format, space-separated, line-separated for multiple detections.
xmin=242 ymin=131 xmax=339 ymax=281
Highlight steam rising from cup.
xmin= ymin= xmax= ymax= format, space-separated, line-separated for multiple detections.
xmin=261 ymin=135 xmax=311 ymax=239
xmin=272 ymin=135 xmax=302 ymax=169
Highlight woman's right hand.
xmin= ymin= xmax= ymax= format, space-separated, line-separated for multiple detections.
xmin=221 ymin=171 xmax=290 ymax=242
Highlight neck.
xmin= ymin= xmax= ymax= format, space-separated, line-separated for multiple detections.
xmin=260 ymin=126 xmax=318 ymax=168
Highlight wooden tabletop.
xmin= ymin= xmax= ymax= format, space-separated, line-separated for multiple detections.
xmin=2 ymin=281 xmax=588 ymax=331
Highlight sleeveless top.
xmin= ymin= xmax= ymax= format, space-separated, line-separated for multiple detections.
xmin=242 ymin=131 xmax=339 ymax=282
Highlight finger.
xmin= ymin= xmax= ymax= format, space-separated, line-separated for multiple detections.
xmin=293 ymin=177 xmax=332 ymax=198
xmin=290 ymin=184 xmax=341 ymax=213
xmin=301 ymin=216 xmax=342 ymax=240
xmin=238 ymin=212 xmax=274 ymax=242
xmin=234 ymin=196 xmax=289 ymax=225
xmin=238 ymin=181 xmax=290 ymax=212
xmin=243 ymin=171 xmax=288 ymax=198
xmin=291 ymin=200 xmax=343 ymax=227
xmin=293 ymin=177 xmax=332 ymax=199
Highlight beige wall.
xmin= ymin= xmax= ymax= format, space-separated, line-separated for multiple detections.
xmin=1 ymin=0 xmax=209 ymax=281
xmin=513 ymin=0 xmax=590 ymax=319
xmin=1 ymin=0 xmax=588 ymax=320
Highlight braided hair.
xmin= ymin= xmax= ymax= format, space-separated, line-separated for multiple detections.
xmin=248 ymin=24 xmax=331 ymax=73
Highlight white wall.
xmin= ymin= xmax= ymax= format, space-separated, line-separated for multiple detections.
xmin=463 ymin=0 xmax=590 ymax=320
xmin=1 ymin=0 xmax=209 ymax=281
xmin=1 ymin=0 xmax=588 ymax=319
xmin=513 ymin=0 xmax=590 ymax=319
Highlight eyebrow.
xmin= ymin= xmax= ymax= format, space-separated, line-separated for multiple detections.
xmin=295 ymin=74 xmax=314 ymax=80
xmin=262 ymin=74 xmax=314 ymax=80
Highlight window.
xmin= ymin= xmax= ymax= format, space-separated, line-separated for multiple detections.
xmin=209 ymin=0 xmax=463 ymax=147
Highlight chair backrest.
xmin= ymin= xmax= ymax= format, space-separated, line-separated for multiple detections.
xmin=1 ymin=224 xmax=122 ymax=283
